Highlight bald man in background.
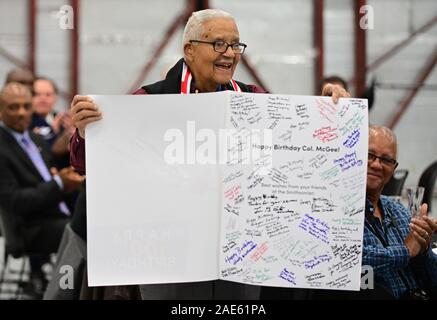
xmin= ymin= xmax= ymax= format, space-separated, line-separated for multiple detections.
xmin=2 ymin=68 xmax=35 ymax=122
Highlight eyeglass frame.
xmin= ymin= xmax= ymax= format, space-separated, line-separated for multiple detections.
xmin=189 ymin=40 xmax=247 ymax=54
xmin=368 ymin=152 xmax=398 ymax=168
xmin=4 ymin=102 xmax=32 ymax=111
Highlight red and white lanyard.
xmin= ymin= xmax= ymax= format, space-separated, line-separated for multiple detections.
xmin=181 ymin=62 xmax=241 ymax=94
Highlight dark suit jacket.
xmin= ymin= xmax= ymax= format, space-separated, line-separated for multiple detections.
xmin=0 ymin=126 xmax=69 ymax=254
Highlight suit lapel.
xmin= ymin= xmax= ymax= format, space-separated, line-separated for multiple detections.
xmin=0 ymin=127 xmax=46 ymax=180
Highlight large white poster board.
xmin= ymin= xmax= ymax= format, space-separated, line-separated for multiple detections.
xmin=86 ymin=92 xmax=368 ymax=290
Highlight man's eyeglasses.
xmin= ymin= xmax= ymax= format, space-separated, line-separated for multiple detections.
xmin=368 ymin=152 xmax=398 ymax=167
xmin=189 ymin=40 xmax=247 ymax=54
xmin=5 ymin=103 xmax=32 ymax=111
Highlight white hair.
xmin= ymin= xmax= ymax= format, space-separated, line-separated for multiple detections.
xmin=182 ymin=9 xmax=235 ymax=47
xmin=369 ymin=124 xmax=398 ymax=157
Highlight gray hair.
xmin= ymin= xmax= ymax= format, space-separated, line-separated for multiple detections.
xmin=182 ymin=9 xmax=234 ymax=47
xmin=369 ymin=124 xmax=398 ymax=157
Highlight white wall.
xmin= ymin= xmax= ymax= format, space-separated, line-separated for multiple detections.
xmin=35 ymin=0 xmax=70 ymax=111
xmin=80 ymin=0 xmax=185 ymax=94
xmin=214 ymin=0 xmax=314 ymax=95
xmin=367 ymin=0 xmax=437 ymax=188
xmin=0 ymin=0 xmax=28 ymax=84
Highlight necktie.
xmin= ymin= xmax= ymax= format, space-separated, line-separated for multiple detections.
xmin=21 ymin=136 xmax=70 ymax=216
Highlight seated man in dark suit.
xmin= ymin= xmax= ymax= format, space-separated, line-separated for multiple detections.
xmin=0 ymin=82 xmax=84 ymax=297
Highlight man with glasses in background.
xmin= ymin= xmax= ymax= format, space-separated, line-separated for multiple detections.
xmin=364 ymin=125 xmax=437 ymax=299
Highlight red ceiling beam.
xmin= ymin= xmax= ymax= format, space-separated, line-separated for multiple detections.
xmin=240 ymin=56 xmax=270 ymax=92
xmin=70 ymin=0 xmax=79 ymax=99
xmin=367 ymin=15 xmax=437 ymax=73
xmin=354 ymin=0 xmax=367 ymax=97
xmin=0 ymin=45 xmax=29 ymax=68
xmin=127 ymin=3 xmax=194 ymax=93
xmin=313 ymin=0 xmax=324 ymax=94
xmin=29 ymin=0 xmax=37 ymax=74
xmin=193 ymin=0 xmax=209 ymax=10
xmin=386 ymin=48 xmax=437 ymax=129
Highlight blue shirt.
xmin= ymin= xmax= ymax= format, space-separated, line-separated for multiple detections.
xmin=363 ymin=195 xmax=437 ymax=298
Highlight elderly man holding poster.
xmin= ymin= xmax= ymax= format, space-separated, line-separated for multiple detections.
xmin=67 ymin=9 xmax=349 ymax=300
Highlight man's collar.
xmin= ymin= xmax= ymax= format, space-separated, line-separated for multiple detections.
xmin=0 ymin=123 xmax=29 ymax=142
xmin=189 ymin=78 xmax=223 ymax=93
xmin=366 ymin=196 xmax=387 ymax=221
